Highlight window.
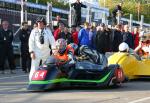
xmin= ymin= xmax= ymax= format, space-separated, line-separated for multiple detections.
xmin=16 ymin=4 xmax=21 ymax=11
xmin=41 ymin=9 xmax=46 ymax=14
xmin=10 ymin=3 xmax=16 ymax=10
xmin=52 ymin=12 xmax=57 ymax=17
xmin=0 ymin=1 xmax=4 ymax=8
xmin=5 ymin=2 xmax=11 ymax=9
xmin=29 ymin=7 xmax=34 ymax=13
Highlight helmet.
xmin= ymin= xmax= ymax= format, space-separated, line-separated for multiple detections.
xmin=68 ymin=43 xmax=78 ymax=51
xmin=119 ymin=42 xmax=129 ymax=52
xmin=56 ymin=39 xmax=67 ymax=54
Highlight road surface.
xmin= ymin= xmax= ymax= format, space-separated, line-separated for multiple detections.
xmin=0 ymin=69 xmax=150 ymax=103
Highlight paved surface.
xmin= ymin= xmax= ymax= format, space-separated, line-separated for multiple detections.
xmin=0 ymin=69 xmax=150 ymax=103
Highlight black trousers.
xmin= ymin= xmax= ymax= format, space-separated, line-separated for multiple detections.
xmin=75 ymin=14 xmax=81 ymax=27
xmin=112 ymin=17 xmax=117 ymax=26
xmin=0 ymin=45 xmax=16 ymax=71
xmin=21 ymin=48 xmax=31 ymax=72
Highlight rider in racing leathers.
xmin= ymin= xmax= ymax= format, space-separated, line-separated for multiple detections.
xmin=53 ymin=39 xmax=76 ymax=65
xmin=29 ymin=17 xmax=56 ymax=81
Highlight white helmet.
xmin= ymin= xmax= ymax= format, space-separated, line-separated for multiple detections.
xmin=119 ymin=42 xmax=129 ymax=52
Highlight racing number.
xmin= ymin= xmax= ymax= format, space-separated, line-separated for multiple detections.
xmin=40 ymin=72 xmax=46 ymax=79
xmin=116 ymin=69 xmax=124 ymax=82
xmin=35 ymin=72 xmax=39 ymax=78
xmin=118 ymin=71 xmax=122 ymax=79
xmin=34 ymin=71 xmax=46 ymax=79
xmin=32 ymin=70 xmax=47 ymax=80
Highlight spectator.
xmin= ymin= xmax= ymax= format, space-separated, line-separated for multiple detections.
xmin=19 ymin=22 xmax=31 ymax=73
xmin=53 ymin=15 xmax=65 ymax=30
xmin=56 ymin=15 xmax=65 ymax=28
xmin=78 ymin=22 xmax=90 ymax=47
xmin=76 ymin=26 xmax=82 ymax=32
xmin=71 ymin=0 xmax=87 ymax=26
xmin=28 ymin=17 xmax=56 ymax=81
xmin=54 ymin=23 xmax=65 ymax=40
xmin=122 ymin=25 xmax=134 ymax=49
xmin=58 ymin=27 xmax=73 ymax=44
xmin=111 ymin=24 xmax=123 ymax=52
xmin=95 ymin=23 xmax=110 ymax=54
xmin=132 ymin=27 xmax=139 ymax=49
xmin=71 ymin=25 xmax=78 ymax=45
xmin=112 ymin=3 xmax=122 ymax=26
xmin=89 ymin=26 xmax=96 ymax=49
xmin=0 ymin=21 xmax=16 ymax=74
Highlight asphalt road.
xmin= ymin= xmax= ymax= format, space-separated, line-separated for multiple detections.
xmin=0 ymin=69 xmax=150 ymax=103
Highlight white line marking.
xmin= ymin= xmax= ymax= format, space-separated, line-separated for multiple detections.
xmin=0 ymin=75 xmax=28 ymax=80
xmin=128 ymin=97 xmax=150 ymax=103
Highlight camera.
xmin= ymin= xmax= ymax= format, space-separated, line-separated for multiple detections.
xmin=39 ymin=29 xmax=44 ymax=44
xmin=39 ymin=35 xmax=44 ymax=44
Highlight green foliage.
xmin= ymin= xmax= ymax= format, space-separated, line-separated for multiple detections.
xmin=28 ymin=0 xmax=69 ymax=10
xmin=99 ymin=0 xmax=150 ymax=24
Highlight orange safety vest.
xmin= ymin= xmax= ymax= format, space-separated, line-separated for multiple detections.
xmin=54 ymin=45 xmax=74 ymax=65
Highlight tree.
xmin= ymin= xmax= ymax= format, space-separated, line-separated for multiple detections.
xmin=99 ymin=0 xmax=150 ymax=23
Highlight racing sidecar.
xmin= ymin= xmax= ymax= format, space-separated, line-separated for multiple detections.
xmin=108 ymin=52 xmax=150 ymax=80
xmin=27 ymin=55 xmax=125 ymax=91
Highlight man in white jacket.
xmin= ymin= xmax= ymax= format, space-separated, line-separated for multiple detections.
xmin=29 ymin=17 xmax=56 ymax=81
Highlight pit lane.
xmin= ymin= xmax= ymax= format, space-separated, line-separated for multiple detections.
xmin=0 ymin=69 xmax=150 ymax=103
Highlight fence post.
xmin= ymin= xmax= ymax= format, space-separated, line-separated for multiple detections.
xmin=69 ymin=3 xmax=72 ymax=28
xmin=46 ymin=2 xmax=52 ymax=25
xmin=24 ymin=0 xmax=27 ymax=22
xmin=21 ymin=0 xmax=24 ymax=24
xmin=140 ymin=15 xmax=144 ymax=30
xmin=129 ymin=14 xmax=133 ymax=32
xmin=86 ymin=6 xmax=91 ymax=23
xmin=117 ymin=10 xmax=121 ymax=24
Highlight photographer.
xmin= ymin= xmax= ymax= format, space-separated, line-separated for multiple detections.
xmin=28 ymin=17 xmax=56 ymax=81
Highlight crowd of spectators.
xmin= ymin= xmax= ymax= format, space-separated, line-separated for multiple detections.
xmin=0 ymin=15 xmax=142 ymax=75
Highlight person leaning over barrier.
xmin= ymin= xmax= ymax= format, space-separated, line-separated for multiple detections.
xmin=28 ymin=17 xmax=56 ymax=81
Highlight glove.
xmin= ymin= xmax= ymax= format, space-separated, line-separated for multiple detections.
xmin=69 ymin=58 xmax=75 ymax=64
xmin=68 ymin=54 xmax=75 ymax=64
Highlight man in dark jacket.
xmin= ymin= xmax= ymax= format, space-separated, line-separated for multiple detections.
xmin=95 ymin=23 xmax=110 ymax=54
xmin=111 ymin=24 xmax=123 ymax=52
xmin=122 ymin=25 xmax=134 ymax=49
xmin=19 ymin=22 xmax=31 ymax=73
xmin=71 ymin=0 xmax=87 ymax=26
xmin=0 ymin=21 xmax=16 ymax=74
xmin=112 ymin=3 xmax=122 ymax=26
